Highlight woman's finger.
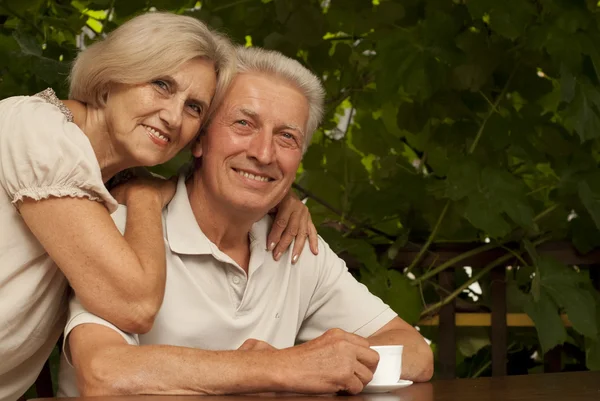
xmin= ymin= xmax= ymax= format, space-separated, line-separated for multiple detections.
xmin=272 ymin=211 xmax=300 ymax=261
xmin=290 ymin=209 xmax=310 ymax=264
xmin=267 ymin=209 xmax=292 ymax=252
xmin=307 ymin=216 xmax=319 ymax=255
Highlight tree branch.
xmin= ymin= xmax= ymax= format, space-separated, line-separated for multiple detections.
xmin=469 ymin=63 xmax=520 ymax=154
xmin=292 ymin=182 xmax=396 ymax=241
xmin=405 ymin=200 xmax=450 ymax=274
xmin=420 ymin=236 xmax=550 ymax=317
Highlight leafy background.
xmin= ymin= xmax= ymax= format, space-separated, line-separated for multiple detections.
xmin=2 ymin=0 xmax=600 ymax=385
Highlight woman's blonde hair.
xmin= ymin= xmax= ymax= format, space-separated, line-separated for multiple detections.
xmin=69 ymin=12 xmax=235 ymax=115
xmin=235 ymin=46 xmax=325 ymax=150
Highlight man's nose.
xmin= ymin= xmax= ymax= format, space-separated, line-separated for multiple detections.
xmin=247 ymin=129 xmax=275 ymax=165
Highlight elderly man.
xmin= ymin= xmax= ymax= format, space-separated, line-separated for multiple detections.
xmin=58 ymin=46 xmax=433 ymax=396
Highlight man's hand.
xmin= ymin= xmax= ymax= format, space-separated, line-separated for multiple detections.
xmin=276 ymin=328 xmax=380 ymax=395
xmin=238 ymin=339 xmax=277 ymax=351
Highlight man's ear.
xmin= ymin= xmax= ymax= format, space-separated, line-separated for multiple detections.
xmin=191 ymin=130 xmax=205 ymax=158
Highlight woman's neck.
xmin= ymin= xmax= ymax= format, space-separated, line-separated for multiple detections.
xmin=63 ymin=100 xmax=134 ymax=183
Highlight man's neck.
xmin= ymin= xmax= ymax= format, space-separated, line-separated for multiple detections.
xmin=186 ymin=176 xmax=261 ymax=273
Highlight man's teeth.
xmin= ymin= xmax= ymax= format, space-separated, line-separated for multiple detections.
xmin=236 ymin=169 xmax=270 ymax=182
xmin=145 ymin=125 xmax=169 ymax=142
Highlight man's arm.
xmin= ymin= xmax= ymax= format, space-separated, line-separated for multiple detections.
xmin=69 ymin=324 xmax=379 ymax=396
xmin=368 ymin=317 xmax=434 ymax=382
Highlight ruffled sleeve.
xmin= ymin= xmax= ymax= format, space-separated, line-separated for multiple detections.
xmin=0 ymin=91 xmax=118 ymax=213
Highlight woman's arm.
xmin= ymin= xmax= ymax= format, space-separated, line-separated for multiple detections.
xmin=19 ymin=182 xmax=173 ymax=333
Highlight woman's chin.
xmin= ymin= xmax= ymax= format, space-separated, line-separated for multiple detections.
xmin=131 ymin=152 xmax=171 ymax=168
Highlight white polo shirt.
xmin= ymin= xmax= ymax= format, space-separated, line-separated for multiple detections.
xmin=58 ymin=175 xmax=397 ymax=396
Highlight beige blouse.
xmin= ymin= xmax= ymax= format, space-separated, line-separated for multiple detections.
xmin=0 ymin=89 xmax=117 ymax=401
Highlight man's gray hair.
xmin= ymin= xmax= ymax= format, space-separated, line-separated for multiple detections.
xmin=235 ymin=46 xmax=325 ymax=150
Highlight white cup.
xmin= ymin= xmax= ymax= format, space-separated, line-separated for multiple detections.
xmin=370 ymin=345 xmax=403 ymax=385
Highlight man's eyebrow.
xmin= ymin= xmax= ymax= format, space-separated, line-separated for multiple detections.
xmin=281 ymin=123 xmax=304 ymax=136
xmin=239 ymin=108 xmax=305 ymax=136
xmin=239 ymin=108 xmax=259 ymax=118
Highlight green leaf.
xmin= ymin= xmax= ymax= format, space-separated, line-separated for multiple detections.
xmin=114 ymin=0 xmax=148 ymax=18
xmin=457 ymin=328 xmax=491 ymax=358
xmin=586 ymin=337 xmax=600 ymax=371
xmin=444 ymin=159 xmax=480 ymax=201
xmin=570 ymin=210 xmax=600 ymax=254
xmin=361 ymin=268 xmax=422 ymax=325
xmin=150 ymin=0 xmax=195 ymax=10
xmin=523 ymin=292 xmax=567 ymax=354
xmin=560 ymin=67 xmax=576 ymax=103
xmin=464 ymin=193 xmax=511 ymax=238
xmin=12 ymin=30 xmax=41 ymax=57
xmin=3 ymin=0 xmax=44 ymax=13
xmin=561 ymin=82 xmax=600 ymax=142
xmin=535 ymin=256 xmax=598 ymax=338
xmin=579 ymin=178 xmax=600 ymax=231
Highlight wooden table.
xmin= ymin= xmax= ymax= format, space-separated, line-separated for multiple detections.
xmin=35 ymin=371 xmax=600 ymax=401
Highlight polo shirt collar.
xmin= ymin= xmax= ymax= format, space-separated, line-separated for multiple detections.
xmin=165 ymin=174 xmax=271 ymax=270
xmin=166 ymin=175 xmax=213 ymax=255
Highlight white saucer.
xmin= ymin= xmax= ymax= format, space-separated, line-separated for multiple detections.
xmin=362 ymin=379 xmax=413 ymax=393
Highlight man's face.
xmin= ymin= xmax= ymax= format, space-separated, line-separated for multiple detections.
xmin=192 ymin=72 xmax=309 ymax=215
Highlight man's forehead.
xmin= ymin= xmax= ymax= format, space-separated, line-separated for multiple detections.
xmin=219 ymin=73 xmax=309 ymax=131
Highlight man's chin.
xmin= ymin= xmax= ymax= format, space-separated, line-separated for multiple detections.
xmin=228 ymin=199 xmax=274 ymax=219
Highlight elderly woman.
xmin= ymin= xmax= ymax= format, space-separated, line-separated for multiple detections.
xmin=0 ymin=12 xmax=317 ymax=401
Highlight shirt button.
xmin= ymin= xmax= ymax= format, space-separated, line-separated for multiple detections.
xmin=232 ymin=276 xmax=241 ymax=284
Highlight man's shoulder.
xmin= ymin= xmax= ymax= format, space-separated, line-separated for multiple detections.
xmin=251 ymin=215 xmax=335 ymax=263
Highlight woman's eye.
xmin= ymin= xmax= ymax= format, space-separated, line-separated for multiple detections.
xmin=152 ymin=80 xmax=169 ymax=91
xmin=189 ymin=104 xmax=202 ymax=114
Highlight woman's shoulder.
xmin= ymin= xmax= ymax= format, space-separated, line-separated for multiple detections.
xmin=0 ymin=88 xmax=74 ymax=123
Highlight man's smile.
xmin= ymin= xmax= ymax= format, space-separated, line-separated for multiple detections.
xmin=232 ymin=168 xmax=274 ymax=183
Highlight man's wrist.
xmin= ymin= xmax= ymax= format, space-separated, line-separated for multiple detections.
xmin=248 ymin=348 xmax=290 ymax=393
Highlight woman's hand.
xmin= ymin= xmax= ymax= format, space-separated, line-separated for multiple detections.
xmin=111 ymin=175 xmax=177 ymax=209
xmin=267 ymin=191 xmax=318 ymax=264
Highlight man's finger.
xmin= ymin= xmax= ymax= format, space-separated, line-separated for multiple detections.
xmin=327 ymin=329 xmax=371 ymax=349
xmin=353 ymin=361 xmax=375 ymax=386
xmin=355 ymin=346 xmax=380 ymax=373
xmin=238 ymin=339 xmax=259 ymax=350
xmin=344 ymin=376 xmax=365 ymax=395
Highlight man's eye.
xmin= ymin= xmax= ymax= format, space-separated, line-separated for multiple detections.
xmin=152 ymin=80 xmax=169 ymax=91
xmin=236 ymin=120 xmax=249 ymax=126
xmin=282 ymin=132 xmax=294 ymax=140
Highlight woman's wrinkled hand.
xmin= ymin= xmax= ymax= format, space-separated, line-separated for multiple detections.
xmin=267 ymin=190 xmax=318 ymax=264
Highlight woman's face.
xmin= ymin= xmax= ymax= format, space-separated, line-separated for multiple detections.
xmin=103 ymin=57 xmax=217 ymax=167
